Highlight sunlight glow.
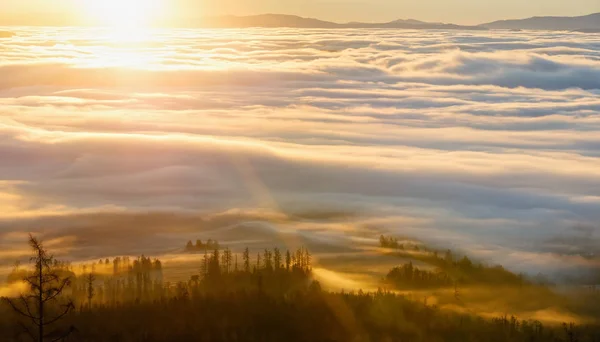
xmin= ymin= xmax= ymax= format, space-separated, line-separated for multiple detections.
xmin=82 ymin=0 xmax=164 ymax=29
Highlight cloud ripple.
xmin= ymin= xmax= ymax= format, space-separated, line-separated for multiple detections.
xmin=0 ymin=27 xmax=599 ymax=276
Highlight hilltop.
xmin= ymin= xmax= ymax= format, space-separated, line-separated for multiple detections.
xmin=481 ymin=12 xmax=600 ymax=31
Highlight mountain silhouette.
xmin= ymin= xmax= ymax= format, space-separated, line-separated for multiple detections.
xmin=200 ymin=14 xmax=339 ymax=28
xmin=193 ymin=13 xmax=599 ymax=31
xmin=195 ymin=14 xmax=483 ymax=30
xmin=1 ymin=12 xmax=599 ymax=31
xmin=481 ymin=12 xmax=600 ymax=30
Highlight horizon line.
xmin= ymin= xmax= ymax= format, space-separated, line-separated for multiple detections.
xmin=0 ymin=10 xmax=598 ymax=28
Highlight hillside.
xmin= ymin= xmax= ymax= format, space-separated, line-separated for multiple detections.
xmin=2 ymin=235 xmax=600 ymax=341
xmin=481 ymin=12 xmax=600 ymax=30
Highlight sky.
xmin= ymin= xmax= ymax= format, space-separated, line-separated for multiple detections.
xmin=0 ymin=0 xmax=598 ymax=26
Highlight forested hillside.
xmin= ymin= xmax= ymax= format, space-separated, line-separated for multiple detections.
xmin=1 ymin=235 xmax=599 ymax=341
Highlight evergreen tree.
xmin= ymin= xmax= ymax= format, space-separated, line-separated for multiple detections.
xmin=3 ymin=235 xmax=75 ymax=341
xmin=243 ymin=248 xmax=250 ymax=273
xmin=285 ymin=250 xmax=291 ymax=271
xmin=273 ymin=248 xmax=282 ymax=271
xmin=86 ymin=269 xmax=96 ymax=310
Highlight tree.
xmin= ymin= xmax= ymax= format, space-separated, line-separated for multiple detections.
xmin=285 ymin=250 xmax=291 ymax=271
xmin=195 ymin=239 xmax=203 ymax=250
xmin=209 ymin=249 xmax=221 ymax=277
xmin=3 ymin=235 xmax=75 ymax=341
xmin=224 ymin=248 xmax=232 ymax=273
xmin=273 ymin=248 xmax=282 ymax=271
xmin=185 ymin=240 xmax=194 ymax=251
xmin=263 ymin=249 xmax=273 ymax=271
xmin=305 ymin=248 xmax=312 ymax=271
xmin=86 ymin=268 xmax=96 ymax=310
xmin=379 ymin=235 xmax=387 ymax=247
xmin=243 ymin=248 xmax=250 ymax=273
xmin=202 ymin=249 xmax=209 ymax=277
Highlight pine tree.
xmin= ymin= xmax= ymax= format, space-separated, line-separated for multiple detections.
xmin=202 ymin=249 xmax=209 ymax=277
xmin=224 ymin=248 xmax=232 ymax=273
xmin=305 ymin=248 xmax=312 ymax=271
xmin=285 ymin=250 xmax=291 ymax=271
xmin=210 ymin=249 xmax=221 ymax=277
xmin=263 ymin=249 xmax=273 ymax=272
xmin=185 ymin=240 xmax=194 ymax=251
xmin=3 ymin=235 xmax=75 ymax=341
xmin=243 ymin=248 xmax=250 ymax=273
xmin=86 ymin=268 xmax=96 ymax=310
xmin=273 ymin=248 xmax=282 ymax=271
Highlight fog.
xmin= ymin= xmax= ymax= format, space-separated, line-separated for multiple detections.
xmin=1 ymin=27 xmax=599 ymax=280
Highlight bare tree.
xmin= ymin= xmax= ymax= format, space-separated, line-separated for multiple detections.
xmin=3 ymin=234 xmax=75 ymax=341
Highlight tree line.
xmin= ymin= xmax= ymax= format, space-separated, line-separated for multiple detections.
xmin=1 ymin=235 xmax=599 ymax=341
xmin=379 ymin=235 xmax=527 ymax=287
xmin=185 ymin=239 xmax=220 ymax=252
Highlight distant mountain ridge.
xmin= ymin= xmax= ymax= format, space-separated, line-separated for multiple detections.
xmin=481 ymin=12 xmax=600 ymax=30
xmin=200 ymin=14 xmax=339 ymax=28
xmin=196 ymin=14 xmax=484 ymax=30
xmin=1 ymin=12 xmax=599 ymax=31
xmin=194 ymin=12 xmax=600 ymax=31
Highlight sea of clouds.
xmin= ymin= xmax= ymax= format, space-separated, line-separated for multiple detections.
xmin=1 ymin=27 xmax=600 ymax=278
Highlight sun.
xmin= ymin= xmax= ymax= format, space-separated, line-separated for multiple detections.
xmin=81 ymin=0 xmax=164 ymax=29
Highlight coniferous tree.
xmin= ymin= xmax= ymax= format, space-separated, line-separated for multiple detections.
xmin=273 ymin=248 xmax=282 ymax=271
xmin=224 ymin=248 xmax=232 ymax=273
xmin=305 ymin=248 xmax=312 ymax=271
xmin=285 ymin=250 xmax=291 ymax=271
xmin=86 ymin=269 xmax=96 ymax=310
xmin=3 ymin=235 xmax=75 ymax=341
xmin=221 ymin=251 xmax=227 ymax=273
xmin=243 ymin=248 xmax=250 ymax=273
xmin=202 ymin=249 xmax=209 ymax=277
xmin=264 ymin=249 xmax=273 ymax=272
xmin=210 ymin=249 xmax=221 ymax=277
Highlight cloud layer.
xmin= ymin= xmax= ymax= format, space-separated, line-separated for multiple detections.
xmin=1 ymin=27 xmax=600 ymax=278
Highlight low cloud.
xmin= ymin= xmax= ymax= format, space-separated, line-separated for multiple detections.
xmin=0 ymin=27 xmax=599 ymax=279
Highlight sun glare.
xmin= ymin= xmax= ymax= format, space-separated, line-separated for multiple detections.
xmin=82 ymin=0 xmax=164 ymax=29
